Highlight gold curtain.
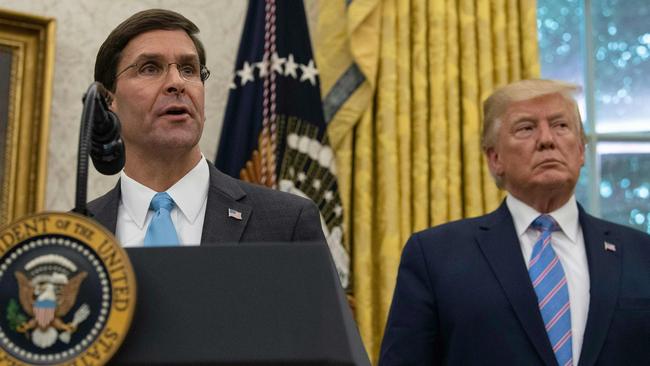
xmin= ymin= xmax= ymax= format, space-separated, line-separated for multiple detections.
xmin=317 ymin=0 xmax=540 ymax=362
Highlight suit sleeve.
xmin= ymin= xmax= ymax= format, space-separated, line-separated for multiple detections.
xmin=290 ymin=199 xmax=327 ymax=242
xmin=380 ymin=233 xmax=440 ymax=365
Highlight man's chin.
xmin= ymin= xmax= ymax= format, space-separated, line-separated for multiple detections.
xmin=152 ymin=124 xmax=201 ymax=143
xmin=530 ymin=174 xmax=576 ymax=191
xmin=146 ymin=134 xmax=201 ymax=151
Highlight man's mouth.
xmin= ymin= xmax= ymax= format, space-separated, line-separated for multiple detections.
xmin=161 ymin=105 xmax=190 ymax=116
xmin=536 ymin=159 xmax=563 ymax=167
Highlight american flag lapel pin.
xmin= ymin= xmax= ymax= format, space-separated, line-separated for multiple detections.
xmin=604 ymin=241 xmax=616 ymax=252
xmin=228 ymin=208 xmax=243 ymax=220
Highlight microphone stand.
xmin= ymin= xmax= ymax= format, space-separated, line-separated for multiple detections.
xmin=73 ymin=83 xmax=101 ymax=216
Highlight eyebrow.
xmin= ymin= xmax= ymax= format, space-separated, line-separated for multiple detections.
xmin=509 ymin=111 xmax=569 ymax=124
xmin=547 ymin=112 xmax=570 ymax=121
xmin=128 ymin=53 xmax=200 ymax=65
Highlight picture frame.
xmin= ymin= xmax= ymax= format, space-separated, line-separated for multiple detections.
xmin=0 ymin=8 xmax=55 ymax=224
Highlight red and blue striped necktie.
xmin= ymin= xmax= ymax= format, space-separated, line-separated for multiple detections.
xmin=529 ymin=215 xmax=573 ymax=366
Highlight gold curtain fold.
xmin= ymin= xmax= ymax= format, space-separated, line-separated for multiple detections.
xmin=317 ymin=0 xmax=540 ymax=362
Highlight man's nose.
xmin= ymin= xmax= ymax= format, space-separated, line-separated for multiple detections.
xmin=536 ymin=121 xmax=556 ymax=149
xmin=163 ymin=65 xmax=186 ymax=94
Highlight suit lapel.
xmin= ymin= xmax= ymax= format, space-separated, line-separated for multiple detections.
xmin=87 ymin=182 xmax=120 ymax=234
xmin=476 ymin=203 xmax=558 ymax=366
xmin=200 ymin=163 xmax=252 ymax=245
xmin=577 ymin=208 xmax=620 ymax=366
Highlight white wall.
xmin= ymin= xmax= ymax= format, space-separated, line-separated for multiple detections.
xmin=1 ymin=0 xmax=248 ymax=210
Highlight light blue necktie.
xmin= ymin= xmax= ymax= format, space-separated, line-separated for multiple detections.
xmin=144 ymin=192 xmax=179 ymax=246
xmin=529 ymin=215 xmax=573 ymax=366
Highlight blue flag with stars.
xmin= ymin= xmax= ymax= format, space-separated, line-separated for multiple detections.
xmin=216 ymin=0 xmax=349 ymax=288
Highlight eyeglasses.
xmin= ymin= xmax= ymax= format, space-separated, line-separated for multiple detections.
xmin=115 ymin=60 xmax=211 ymax=84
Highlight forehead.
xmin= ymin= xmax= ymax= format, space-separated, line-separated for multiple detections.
xmin=503 ymin=93 xmax=574 ymax=122
xmin=118 ymin=29 xmax=198 ymax=67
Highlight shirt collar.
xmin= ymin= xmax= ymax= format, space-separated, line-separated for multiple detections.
xmin=119 ymin=156 xmax=209 ymax=229
xmin=166 ymin=156 xmax=209 ymax=224
xmin=506 ymin=194 xmax=580 ymax=243
xmin=120 ymin=172 xmax=156 ymax=230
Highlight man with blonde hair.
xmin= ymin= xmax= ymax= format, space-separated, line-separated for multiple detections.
xmin=380 ymin=79 xmax=650 ymax=365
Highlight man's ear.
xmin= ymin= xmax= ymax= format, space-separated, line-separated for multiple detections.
xmin=485 ymin=147 xmax=503 ymax=177
xmin=107 ymin=90 xmax=116 ymax=112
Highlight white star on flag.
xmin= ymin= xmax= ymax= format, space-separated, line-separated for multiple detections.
xmin=255 ymin=59 xmax=269 ymax=78
xmin=299 ymin=59 xmax=319 ymax=85
xmin=284 ymin=54 xmax=298 ymax=78
xmin=271 ymin=52 xmax=286 ymax=74
xmin=237 ymin=61 xmax=255 ymax=85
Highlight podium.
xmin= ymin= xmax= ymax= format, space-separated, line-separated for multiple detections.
xmin=109 ymin=243 xmax=369 ymax=365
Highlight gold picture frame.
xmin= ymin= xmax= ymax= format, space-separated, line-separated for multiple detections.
xmin=0 ymin=8 xmax=55 ymax=224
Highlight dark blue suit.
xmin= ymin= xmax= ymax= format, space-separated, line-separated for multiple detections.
xmin=380 ymin=202 xmax=650 ymax=365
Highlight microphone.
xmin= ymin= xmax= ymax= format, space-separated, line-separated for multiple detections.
xmin=83 ymin=82 xmax=125 ymax=175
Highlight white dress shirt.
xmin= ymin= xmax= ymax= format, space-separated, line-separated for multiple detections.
xmin=506 ymin=194 xmax=590 ymax=364
xmin=115 ymin=156 xmax=209 ymax=247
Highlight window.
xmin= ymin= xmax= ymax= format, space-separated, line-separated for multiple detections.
xmin=538 ymin=0 xmax=650 ymax=233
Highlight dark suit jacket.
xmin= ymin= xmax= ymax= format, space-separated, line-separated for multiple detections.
xmin=87 ymin=161 xmax=326 ymax=244
xmin=380 ymin=202 xmax=650 ymax=366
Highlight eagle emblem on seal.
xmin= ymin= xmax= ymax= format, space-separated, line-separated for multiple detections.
xmin=12 ymin=254 xmax=89 ymax=349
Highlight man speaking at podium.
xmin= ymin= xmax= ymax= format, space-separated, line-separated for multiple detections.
xmin=87 ymin=9 xmax=325 ymax=246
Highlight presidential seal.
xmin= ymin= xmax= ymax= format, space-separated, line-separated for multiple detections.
xmin=0 ymin=212 xmax=136 ymax=365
